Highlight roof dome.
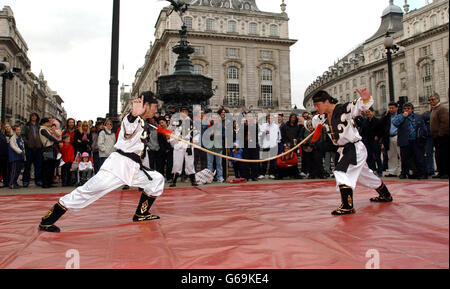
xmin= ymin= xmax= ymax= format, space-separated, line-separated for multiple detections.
xmin=190 ymin=0 xmax=260 ymax=12
xmin=382 ymin=1 xmax=403 ymax=17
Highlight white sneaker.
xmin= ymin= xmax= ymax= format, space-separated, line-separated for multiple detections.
xmin=269 ymin=175 xmax=276 ymax=179
xmin=258 ymin=175 xmax=265 ymax=179
xmin=217 ymin=178 xmax=224 ymax=183
xmin=300 ymin=172 xmax=307 ymax=177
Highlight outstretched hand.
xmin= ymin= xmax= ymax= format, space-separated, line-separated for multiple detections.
xmin=356 ymin=88 xmax=371 ymax=102
xmin=131 ymin=96 xmax=146 ymax=117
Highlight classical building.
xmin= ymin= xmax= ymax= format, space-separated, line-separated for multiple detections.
xmin=0 ymin=6 xmax=31 ymax=125
xmin=303 ymin=0 xmax=449 ymax=114
xmin=0 ymin=6 xmax=66 ymax=126
xmin=127 ymin=0 xmax=297 ymax=115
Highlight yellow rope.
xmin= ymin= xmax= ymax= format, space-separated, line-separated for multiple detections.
xmin=167 ymin=130 xmax=315 ymax=163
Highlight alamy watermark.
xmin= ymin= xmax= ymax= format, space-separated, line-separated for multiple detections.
xmin=365 ymin=249 xmax=380 ymax=269
xmin=65 ymin=249 xmax=80 ymax=269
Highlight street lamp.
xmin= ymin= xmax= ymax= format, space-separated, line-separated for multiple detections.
xmin=0 ymin=60 xmax=15 ymax=124
xmin=383 ymin=30 xmax=399 ymax=103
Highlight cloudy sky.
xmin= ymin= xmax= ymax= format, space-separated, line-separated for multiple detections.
xmin=2 ymin=0 xmax=426 ymax=121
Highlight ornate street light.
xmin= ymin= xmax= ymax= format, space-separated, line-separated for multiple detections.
xmin=384 ymin=30 xmax=399 ymax=103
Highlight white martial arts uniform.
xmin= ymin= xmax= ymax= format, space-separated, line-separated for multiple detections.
xmin=59 ymin=115 xmax=165 ymax=211
xmin=312 ymin=96 xmax=382 ymax=191
xmin=169 ymin=119 xmax=199 ymax=176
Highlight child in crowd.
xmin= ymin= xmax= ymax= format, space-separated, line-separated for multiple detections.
xmin=229 ymin=141 xmax=243 ymax=179
xmin=60 ymin=134 xmax=75 ymax=186
xmin=8 ymin=125 xmax=25 ymax=189
xmin=276 ymin=142 xmax=301 ymax=180
xmin=78 ymin=152 xmax=94 ymax=185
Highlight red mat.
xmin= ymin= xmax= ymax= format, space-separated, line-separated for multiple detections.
xmin=0 ymin=180 xmax=448 ymax=269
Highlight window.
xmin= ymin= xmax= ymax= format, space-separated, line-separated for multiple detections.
xmin=184 ymin=16 xmax=193 ymax=29
xmin=376 ymin=70 xmax=385 ymax=81
xmin=193 ymin=64 xmax=204 ymax=75
xmin=249 ymin=22 xmax=258 ymax=34
xmin=228 ymin=20 xmax=237 ymax=33
xmin=401 ymin=78 xmax=407 ymax=90
xmin=346 ymin=81 xmax=350 ymax=90
xmin=261 ymin=69 xmax=273 ymax=106
xmin=193 ymin=46 xmax=205 ymax=56
xmin=226 ymin=48 xmax=240 ymax=58
xmin=206 ymin=18 xmax=215 ymax=31
xmin=400 ymin=63 xmax=406 ymax=72
xmin=380 ymin=84 xmax=387 ymax=108
xmin=360 ymin=76 xmax=366 ymax=85
xmin=430 ymin=15 xmax=437 ymax=27
xmin=414 ymin=22 xmax=421 ymax=34
xmin=261 ymin=50 xmax=273 ymax=60
xmin=352 ymin=79 xmax=357 ymax=88
xmin=227 ymin=67 xmax=240 ymax=105
xmin=422 ymin=63 xmax=433 ymax=96
xmin=420 ymin=45 xmax=431 ymax=57
xmin=339 ymin=84 xmax=343 ymax=93
xmin=269 ymin=24 xmax=278 ymax=36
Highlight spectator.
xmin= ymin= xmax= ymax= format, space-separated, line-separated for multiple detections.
xmin=98 ymin=119 xmax=116 ymax=170
xmin=0 ymin=122 xmax=10 ymax=187
xmin=73 ymin=121 xmax=92 ymax=156
xmin=62 ymin=118 xmax=77 ymax=146
xmin=381 ymin=102 xmax=401 ymax=177
xmin=90 ymin=122 xmax=103 ymax=173
xmin=392 ymin=103 xmax=428 ymax=179
xmin=229 ymin=141 xmax=243 ymax=179
xmin=241 ymin=113 xmax=260 ymax=181
xmin=276 ymin=142 xmax=301 ymax=179
xmin=194 ymin=108 xmax=208 ymax=172
xmin=21 ymin=112 xmax=43 ymax=187
xmin=280 ymin=113 xmax=302 ymax=151
xmin=429 ymin=92 xmax=449 ymax=179
xmin=258 ymin=114 xmax=281 ymax=179
xmin=60 ymin=134 xmax=75 ymax=187
xmin=39 ymin=118 xmax=59 ymax=188
xmin=277 ymin=113 xmax=286 ymax=154
xmin=360 ymin=107 xmax=384 ymax=177
xmin=302 ymin=118 xmax=325 ymax=179
xmin=323 ymin=133 xmax=338 ymax=178
xmin=78 ymin=152 xmax=94 ymax=185
xmin=422 ymin=106 xmax=435 ymax=177
xmin=156 ymin=116 xmax=171 ymax=176
xmin=8 ymin=124 xmax=25 ymax=189
xmin=206 ymin=113 xmax=225 ymax=183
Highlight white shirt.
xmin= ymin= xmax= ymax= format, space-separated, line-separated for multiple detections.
xmin=258 ymin=122 xmax=281 ymax=149
xmin=78 ymin=161 xmax=93 ymax=171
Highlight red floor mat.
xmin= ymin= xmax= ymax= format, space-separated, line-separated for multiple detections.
xmin=0 ymin=180 xmax=448 ymax=269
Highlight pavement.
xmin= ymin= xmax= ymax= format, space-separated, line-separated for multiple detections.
xmin=0 ymin=176 xmax=445 ymax=196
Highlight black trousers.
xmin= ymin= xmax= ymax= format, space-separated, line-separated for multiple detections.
xmin=277 ymin=166 xmax=299 ymax=179
xmin=61 ymin=162 xmax=72 ymax=186
xmin=0 ymin=157 xmax=9 ymax=186
xmin=400 ymin=140 xmax=426 ymax=177
xmin=433 ymin=135 xmax=449 ymax=176
xmin=42 ymin=159 xmax=56 ymax=187
xmin=241 ymin=148 xmax=259 ymax=180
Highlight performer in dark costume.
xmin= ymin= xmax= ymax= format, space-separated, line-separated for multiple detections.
xmin=310 ymin=89 xmax=393 ymax=215
xmin=38 ymin=91 xmax=165 ymax=232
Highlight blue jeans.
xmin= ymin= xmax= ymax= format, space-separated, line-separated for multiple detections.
xmin=207 ymin=151 xmax=223 ymax=181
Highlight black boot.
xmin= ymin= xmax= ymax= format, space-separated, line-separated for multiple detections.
xmin=189 ymin=174 xmax=198 ymax=186
xmin=331 ymin=185 xmax=356 ymax=215
xmin=132 ymin=192 xmax=160 ymax=222
xmin=39 ymin=203 xmax=67 ymax=232
xmin=169 ymin=173 xmax=179 ymax=187
xmin=370 ymin=183 xmax=393 ymax=202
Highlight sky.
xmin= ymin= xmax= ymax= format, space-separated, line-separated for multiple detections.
xmin=1 ymin=0 xmax=427 ymax=121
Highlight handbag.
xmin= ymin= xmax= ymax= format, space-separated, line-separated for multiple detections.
xmin=42 ymin=147 xmax=55 ymax=161
xmin=70 ymin=152 xmax=80 ymax=172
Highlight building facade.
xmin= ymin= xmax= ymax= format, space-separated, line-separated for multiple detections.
xmin=303 ymin=0 xmax=449 ymax=114
xmin=1 ymin=6 xmax=66 ymax=126
xmin=127 ymin=0 xmax=297 ymax=115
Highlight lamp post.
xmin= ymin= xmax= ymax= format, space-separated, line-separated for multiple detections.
xmin=109 ymin=0 xmax=120 ymax=130
xmin=383 ymin=30 xmax=399 ymax=103
xmin=0 ymin=60 xmax=15 ymax=124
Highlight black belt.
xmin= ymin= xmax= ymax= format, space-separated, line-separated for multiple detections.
xmin=116 ymin=149 xmax=153 ymax=181
xmin=390 ymin=134 xmax=397 ymax=137
xmin=338 ymin=140 xmax=360 ymax=148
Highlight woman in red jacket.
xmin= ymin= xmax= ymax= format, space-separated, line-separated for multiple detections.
xmin=276 ymin=143 xmax=302 ymax=180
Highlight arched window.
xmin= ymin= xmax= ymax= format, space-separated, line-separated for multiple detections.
xmin=249 ymin=22 xmax=258 ymax=35
xmin=194 ymin=64 xmax=204 ymax=75
xmin=228 ymin=20 xmax=237 ymax=33
xmin=206 ymin=18 xmax=215 ymax=31
xmin=269 ymin=24 xmax=278 ymax=36
xmin=261 ymin=69 xmax=273 ymax=106
xmin=379 ymin=84 xmax=387 ymax=109
xmin=184 ymin=16 xmax=193 ymax=29
xmin=226 ymin=66 xmax=240 ymax=105
xmin=430 ymin=14 xmax=437 ymax=27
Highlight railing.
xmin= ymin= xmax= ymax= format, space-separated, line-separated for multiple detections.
xmin=223 ymin=98 xmax=245 ymax=107
xmin=258 ymin=99 xmax=279 ymax=108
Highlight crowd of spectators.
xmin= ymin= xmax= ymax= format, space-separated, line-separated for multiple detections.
xmin=0 ymin=92 xmax=448 ymax=190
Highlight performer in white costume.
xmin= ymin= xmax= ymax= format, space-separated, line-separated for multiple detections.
xmin=169 ymin=107 xmax=199 ymax=187
xmin=39 ymin=91 xmax=165 ymax=232
xmin=310 ymin=89 xmax=393 ymax=215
